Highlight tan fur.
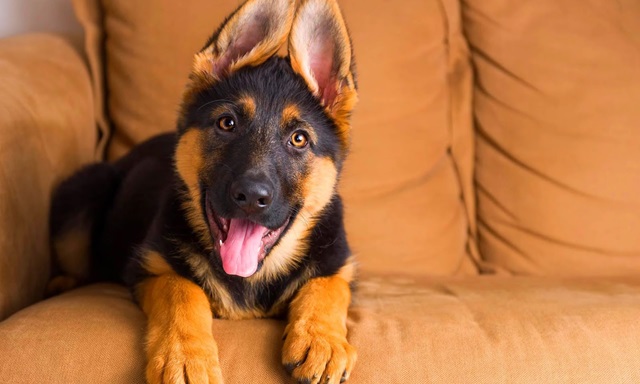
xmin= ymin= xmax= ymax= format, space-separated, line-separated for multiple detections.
xmin=283 ymin=274 xmax=356 ymax=384
xmin=142 ymin=250 xmax=173 ymax=276
xmin=239 ymin=95 xmax=257 ymax=119
xmin=192 ymin=51 xmax=216 ymax=80
xmin=300 ymin=156 xmax=339 ymax=213
xmin=330 ymin=80 xmax=358 ymax=150
xmin=137 ymin=271 xmax=223 ymax=384
xmin=174 ymin=129 xmax=212 ymax=249
xmin=281 ymin=103 xmax=301 ymax=124
xmin=336 ymin=257 xmax=356 ymax=283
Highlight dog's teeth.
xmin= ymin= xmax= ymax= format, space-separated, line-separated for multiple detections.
xmin=219 ymin=240 xmax=223 ymax=246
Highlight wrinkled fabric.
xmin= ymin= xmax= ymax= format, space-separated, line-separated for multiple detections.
xmin=2 ymin=278 xmax=640 ymax=383
xmin=463 ymin=0 xmax=640 ymax=276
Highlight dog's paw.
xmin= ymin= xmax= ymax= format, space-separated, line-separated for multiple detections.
xmin=282 ymin=321 xmax=357 ymax=384
xmin=145 ymin=333 xmax=224 ymax=384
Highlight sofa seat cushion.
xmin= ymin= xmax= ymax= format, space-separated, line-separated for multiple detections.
xmin=1 ymin=277 xmax=640 ymax=383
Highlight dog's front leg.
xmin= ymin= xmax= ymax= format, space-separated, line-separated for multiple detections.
xmin=282 ymin=275 xmax=357 ymax=384
xmin=137 ymin=273 xmax=223 ymax=384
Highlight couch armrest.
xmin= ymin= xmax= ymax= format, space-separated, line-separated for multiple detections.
xmin=0 ymin=34 xmax=96 ymax=320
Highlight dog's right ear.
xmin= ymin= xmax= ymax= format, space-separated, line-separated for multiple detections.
xmin=192 ymin=0 xmax=295 ymax=81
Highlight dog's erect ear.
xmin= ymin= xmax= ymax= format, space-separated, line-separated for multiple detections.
xmin=289 ymin=0 xmax=357 ymax=140
xmin=193 ymin=0 xmax=295 ymax=80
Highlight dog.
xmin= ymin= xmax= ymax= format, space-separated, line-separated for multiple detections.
xmin=48 ymin=0 xmax=358 ymax=383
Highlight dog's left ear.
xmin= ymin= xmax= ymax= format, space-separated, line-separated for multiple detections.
xmin=289 ymin=0 xmax=357 ymax=142
xmin=193 ymin=0 xmax=295 ymax=80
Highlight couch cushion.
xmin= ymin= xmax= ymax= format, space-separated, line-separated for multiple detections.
xmin=2 ymin=278 xmax=640 ymax=383
xmin=462 ymin=1 xmax=640 ymax=275
xmin=72 ymin=0 xmax=479 ymax=277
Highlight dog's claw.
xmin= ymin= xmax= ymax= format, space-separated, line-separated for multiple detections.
xmin=284 ymin=363 xmax=296 ymax=375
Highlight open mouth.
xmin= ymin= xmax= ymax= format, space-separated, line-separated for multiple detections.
xmin=204 ymin=191 xmax=290 ymax=278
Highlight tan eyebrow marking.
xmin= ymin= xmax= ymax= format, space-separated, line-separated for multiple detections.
xmin=238 ymin=95 xmax=256 ymax=119
xmin=281 ymin=104 xmax=302 ymax=125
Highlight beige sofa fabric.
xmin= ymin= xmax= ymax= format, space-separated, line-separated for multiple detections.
xmin=463 ymin=0 xmax=640 ymax=276
xmin=0 ymin=34 xmax=96 ymax=320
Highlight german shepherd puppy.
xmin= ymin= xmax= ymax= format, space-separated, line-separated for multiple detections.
xmin=48 ymin=0 xmax=358 ymax=383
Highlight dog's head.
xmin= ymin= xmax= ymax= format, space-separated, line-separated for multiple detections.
xmin=175 ymin=0 xmax=356 ymax=278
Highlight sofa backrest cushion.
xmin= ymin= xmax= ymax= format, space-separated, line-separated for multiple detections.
xmin=463 ymin=0 xmax=640 ymax=275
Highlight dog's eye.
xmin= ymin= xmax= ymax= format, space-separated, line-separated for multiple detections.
xmin=217 ymin=116 xmax=235 ymax=131
xmin=289 ymin=131 xmax=309 ymax=149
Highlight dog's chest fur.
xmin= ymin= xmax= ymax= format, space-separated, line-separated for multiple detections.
xmin=187 ymin=252 xmax=312 ymax=319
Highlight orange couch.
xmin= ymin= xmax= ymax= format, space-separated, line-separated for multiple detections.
xmin=1 ymin=0 xmax=640 ymax=382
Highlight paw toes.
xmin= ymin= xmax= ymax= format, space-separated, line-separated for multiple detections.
xmin=343 ymin=346 xmax=357 ymax=381
xmin=146 ymin=354 xmax=167 ymax=384
xmin=184 ymin=360 xmax=209 ymax=383
xmin=146 ymin=346 xmax=223 ymax=384
xmin=283 ymin=327 xmax=356 ymax=384
xmin=283 ymin=344 xmax=310 ymax=373
xmin=210 ymin=365 xmax=224 ymax=383
xmin=145 ymin=366 xmax=163 ymax=384
xmin=283 ymin=334 xmax=311 ymax=361
xmin=163 ymin=361 xmax=187 ymax=384
xmin=323 ymin=349 xmax=347 ymax=384
xmin=293 ymin=341 xmax=331 ymax=382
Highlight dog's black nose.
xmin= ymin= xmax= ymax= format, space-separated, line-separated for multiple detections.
xmin=230 ymin=176 xmax=273 ymax=214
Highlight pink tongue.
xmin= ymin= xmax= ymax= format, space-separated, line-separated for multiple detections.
xmin=219 ymin=219 xmax=267 ymax=277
